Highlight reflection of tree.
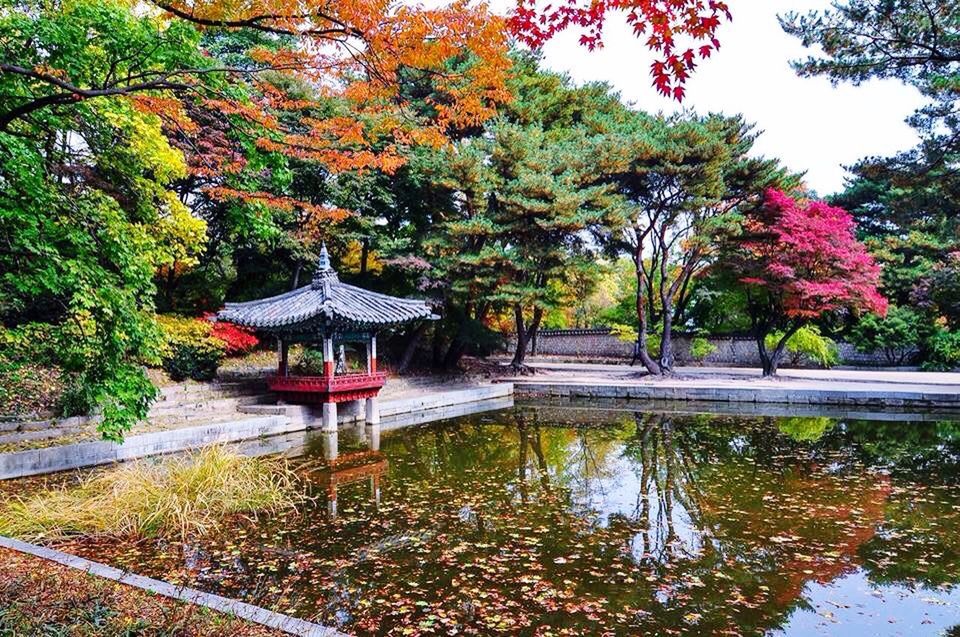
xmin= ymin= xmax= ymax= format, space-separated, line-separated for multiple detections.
xmin=859 ymin=483 xmax=960 ymax=589
xmin=514 ymin=411 xmax=554 ymax=504
xmin=777 ymin=416 xmax=835 ymax=442
xmin=832 ymin=420 xmax=960 ymax=478
xmin=621 ymin=413 xmax=711 ymax=562
xmin=616 ymin=412 xmax=894 ymax=634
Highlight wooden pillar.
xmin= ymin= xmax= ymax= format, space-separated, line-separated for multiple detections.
xmin=277 ymin=338 xmax=289 ymax=377
xmin=366 ymin=334 xmax=377 ymax=374
xmin=322 ymin=336 xmax=334 ymax=378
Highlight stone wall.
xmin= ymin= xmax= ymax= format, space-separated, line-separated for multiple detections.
xmin=512 ymin=328 xmax=903 ymax=368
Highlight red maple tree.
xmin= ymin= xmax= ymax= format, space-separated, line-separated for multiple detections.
xmin=730 ymin=189 xmax=887 ymax=376
xmin=509 ymin=0 xmax=731 ymax=100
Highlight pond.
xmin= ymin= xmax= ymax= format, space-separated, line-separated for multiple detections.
xmin=58 ymin=402 xmax=960 ymax=635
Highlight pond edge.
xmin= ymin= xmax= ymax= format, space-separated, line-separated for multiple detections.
xmin=0 ymin=535 xmax=348 ymax=637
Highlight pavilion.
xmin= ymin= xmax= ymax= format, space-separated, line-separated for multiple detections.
xmin=217 ymin=244 xmax=436 ymax=431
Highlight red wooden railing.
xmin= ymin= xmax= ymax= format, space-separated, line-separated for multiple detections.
xmin=267 ymin=372 xmax=387 ymax=403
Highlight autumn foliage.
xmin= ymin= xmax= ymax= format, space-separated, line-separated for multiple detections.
xmin=206 ymin=316 xmax=259 ymax=356
xmin=728 ymin=189 xmax=887 ymax=375
xmin=509 ymin=0 xmax=731 ymax=99
xmin=739 ymin=189 xmax=887 ymax=319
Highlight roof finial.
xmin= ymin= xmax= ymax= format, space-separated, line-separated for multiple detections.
xmin=311 ymin=242 xmax=339 ymax=289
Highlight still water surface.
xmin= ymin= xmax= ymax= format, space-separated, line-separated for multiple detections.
xmin=66 ymin=403 xmax=960 ymax=635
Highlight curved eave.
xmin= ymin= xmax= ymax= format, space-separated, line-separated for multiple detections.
xmin=216 ymin=282 xmax=435 ymax=332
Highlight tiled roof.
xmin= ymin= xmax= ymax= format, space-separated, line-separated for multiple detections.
xmin=217 ymin=245 xmax=436 ymax=331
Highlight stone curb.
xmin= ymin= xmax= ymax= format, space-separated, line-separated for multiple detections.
xmin=0 ymin=535 xmax=347 ymax=637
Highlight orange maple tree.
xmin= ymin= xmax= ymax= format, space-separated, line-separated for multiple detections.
xmin=4 ymin=0 xmax=730 ymax=230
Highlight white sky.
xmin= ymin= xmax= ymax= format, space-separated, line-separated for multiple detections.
xmin=528 ymin=0 xmax=928 ymax=196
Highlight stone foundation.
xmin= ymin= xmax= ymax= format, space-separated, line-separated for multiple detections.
xmin=0 ymin=384 xmax=514 ymax=480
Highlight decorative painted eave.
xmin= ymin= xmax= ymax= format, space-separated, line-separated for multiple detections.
xmin=217 ymin=244 xmax=437 ymax=332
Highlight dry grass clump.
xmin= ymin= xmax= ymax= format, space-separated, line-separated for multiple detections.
xmin=0 ymin=447 xmax=301 ymax=541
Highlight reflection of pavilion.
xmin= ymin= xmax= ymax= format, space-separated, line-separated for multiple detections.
xmin=217 ymin=244 xmax=436 ymax=431
xmin=300 ymin=420 xmax=386 ymax=520
xmin=306 ymin=449 xmax=388 ymax=520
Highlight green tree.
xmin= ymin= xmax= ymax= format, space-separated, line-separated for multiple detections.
xmin=603 ymin=114 xmax=793 ymax=374
xmin=849 ymin=305 xmax=923 ymax=365
xmin=783 ymin=0 xmax=960 ymax=367
xmin=0 ymin=0 xmax=213 ymax=438
xmin=416 ymin=54 xmax=629 ymax=369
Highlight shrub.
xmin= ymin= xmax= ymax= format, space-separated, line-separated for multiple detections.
xmin=155 ymin=315 xmax=225 ymax=381
xmin=924 ymin=326 xmax=960 ymax=371
xmin=766 ymin=325 xmax=839 ymax=368
xmin=689 ymin=336 xmax=716 ymax=362
xmin=610 ymin=323 xmax=637 ymax=343
xmin=0 ymin=323 xmax=59 ymax=366
xmin=610 ymin=324 xmax=661 ymax=356
xmin=205 ymin=315 xmax=259 ymax=355
xmin=0 ymin=447 xmax=301 ymax=541
xmin=295 ymin=346 xmax=326 ymax=375
xmin=163 ymin=341 xmax=225 ymax=381
xmin=849 ymin=306 xmax=920 ymax=365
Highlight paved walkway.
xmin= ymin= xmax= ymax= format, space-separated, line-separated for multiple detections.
xmin=503 ymin=361 xmax=960 ymax=408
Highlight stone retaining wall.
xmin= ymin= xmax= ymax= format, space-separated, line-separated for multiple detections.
xmin=513 ymin=329 xmax=902 ymax=367
xmin=0 ymin=379 xmax=268 ymax=450
xmin=0 ymin=384 xmax=514 ymax=480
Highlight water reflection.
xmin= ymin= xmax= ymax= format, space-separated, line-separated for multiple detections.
xmin=59 ymin=404 xmax=960 ymax=636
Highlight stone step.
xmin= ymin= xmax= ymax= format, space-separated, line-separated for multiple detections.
xmin=156 ymin=381 xmax=267 ymax=402
xmin=0 ymin=424 xmax=85 ymax=447
xmin=0 ymin=415 xmax=298 ymax=479
xmin=148 ymin=395 xmax=268 ymax=417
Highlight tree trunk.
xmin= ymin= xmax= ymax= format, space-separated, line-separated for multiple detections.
xmin=291 ymin=263 xmax=302 ymax=290
xmin=360 ymin=238 xmax=369 ymax=277
xmin=443 ymin=339 xmax=468 ymax=371
xmin=397 ymin=321 xmax=428 ymax=374
xmin=634 ymin=255 xmax=662 ymax=375
xmin=163 ymin=263 xmax=178 ymax=312
xmin=757 ymin=333 xmax=775 ymax=377
xmin=659 ymin=302 xmax=675 ymax=372
xmin=757 ymin=323 xmax=802 ymax=377
xmin=512 ymin=305 xmax=528 ymax=368
xmin=431 ymin=320 xmax=445 ymax=368
xmin=441 ymin=302 xmax=488 ymax=371
xmin=511 ymin=305 xmax=543 ymax=369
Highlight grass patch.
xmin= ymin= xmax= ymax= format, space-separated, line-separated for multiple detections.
xmin=0 ymin=447 xmax=302 ymax=541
